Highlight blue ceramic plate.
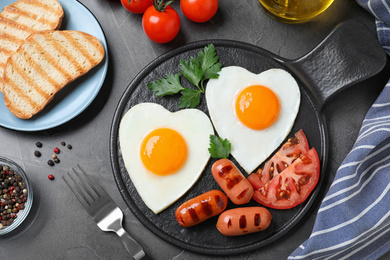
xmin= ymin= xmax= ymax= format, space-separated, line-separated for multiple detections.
xmin=0 ymin=0 xmax=108 ymax=131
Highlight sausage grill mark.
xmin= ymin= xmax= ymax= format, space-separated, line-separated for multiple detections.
xmin=215 ymin=195 xmax=224 ymax=209
xmin=219 ymin=165 xmax=232 ymax=177
xmin=254 ymin=213 xmax=261 ymax=227
xmin=188 ymin=207 xmax=199 ymax=223
xmin=239 ymin=215 xmax=246 ymax=229
xmin=201 ymin=200 xmax=213 ymax=216
xmin=237 ymin=187 xmax=249 ymax=199
xmin=219 ymin=165 xmax=243 ymax=190
xmin=216 ymin=207 xmax=272 ymax=236
xmin=188 ymin=199 xmax=215 ymax=222
xmin=176 ymin=190 xmax=229 ymax=227
xmin=227 ymin=175 xmax=243 ymax=190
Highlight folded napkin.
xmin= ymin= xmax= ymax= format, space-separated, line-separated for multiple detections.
xmin=289 ymin=1 xmax=390 ymax=259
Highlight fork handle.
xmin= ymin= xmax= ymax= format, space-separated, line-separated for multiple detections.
xmin=117 ymin=228 xmax=149 ymax=260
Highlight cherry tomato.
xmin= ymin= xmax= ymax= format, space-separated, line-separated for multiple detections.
xmin=180 ymin=0 xmax=218 ymax=23
xmin=142 ymin=2 xmax=180 ymax=43
xmin=121 ymin=0 xmax=153 ymax=14
xmin=248 ymin=130 xmax=320 ymax=209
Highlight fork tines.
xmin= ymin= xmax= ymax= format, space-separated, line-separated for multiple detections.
xmin=62 ymin=164 xmax=104 ymax=209
xmin=63 ymin=165 xmax=149 ymax=259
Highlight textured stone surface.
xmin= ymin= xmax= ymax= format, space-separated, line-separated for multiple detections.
xmin=1 ymin=0 xmax=390 ymax=259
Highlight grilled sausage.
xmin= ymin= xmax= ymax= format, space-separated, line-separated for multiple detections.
xmin=175 ymin=190 xmax=228 ymax=227
xmin=211 ymin=159 xmax=254 ymax=205
xmin=216 ymin=207 xmax=272 ymax=236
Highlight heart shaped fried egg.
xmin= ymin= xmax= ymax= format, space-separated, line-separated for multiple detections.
xmin=119 ymin=103 xmax=214 ymax=214
xmin=206 ymin=66 xmax=301 ymax=174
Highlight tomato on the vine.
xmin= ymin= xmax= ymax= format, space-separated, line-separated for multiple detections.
xmin=180 ymin=0 xmax=218 ymax=23
xmin=121 ymin=0 xmax=153 ymax=14
xmin=142 ymin=0 xmax=180 ymax=43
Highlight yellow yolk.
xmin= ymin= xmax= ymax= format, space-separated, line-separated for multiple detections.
xmin=140 ymin=128 xmax=188 ymax=175
xmin=235 ymin=85 xmax=280 ymax=130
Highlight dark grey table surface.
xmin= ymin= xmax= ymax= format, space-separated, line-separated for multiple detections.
xmin=1 ymin=0 xmax=390 ymax=259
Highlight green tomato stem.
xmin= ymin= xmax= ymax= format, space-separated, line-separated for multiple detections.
xmin=154 ymin=0 xmax=173 ymax=12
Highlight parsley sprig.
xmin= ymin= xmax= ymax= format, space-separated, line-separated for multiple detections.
xmin=147 ymin=44 xmax=222 ymax=108
xmin=208 ymin=135 xmax=231 ymax=159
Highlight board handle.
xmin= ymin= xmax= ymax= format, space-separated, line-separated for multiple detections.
xmin=287 ymin=19 xmax=387 ymax=109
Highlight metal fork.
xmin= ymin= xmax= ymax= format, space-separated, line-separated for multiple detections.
xmin=62 ymin=165 xmax=150 ymax=260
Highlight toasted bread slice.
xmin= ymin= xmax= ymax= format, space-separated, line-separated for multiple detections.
xmin=2 ymin=30 xmax=105 ymax=119
xmin=0 ymin=0 xmax=64 ymax=90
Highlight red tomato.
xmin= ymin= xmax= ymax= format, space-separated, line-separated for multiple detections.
xmin=253 ymin=129 xmax=310 ymax=188
xmin=121 ymin=0 xmax=153 ymax=14
xmin=180 ymin=0 xmax=218 ymax=23
xmin=248 ymin=130 xmax=320 ymax=209
xmin=142 ymin=4 xmax=180 ymax=43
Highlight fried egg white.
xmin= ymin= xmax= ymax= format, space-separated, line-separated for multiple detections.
xmin=119 ymin=103 xmax=214 ymax=214
xmin=206 ymin=66 xmax=300 ymax=174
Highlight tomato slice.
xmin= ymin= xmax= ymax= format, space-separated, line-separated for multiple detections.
xmin=248 ymin=130 xmax=320 ymax=209
xmin=251 ymin=129 xmax=309 ymax=188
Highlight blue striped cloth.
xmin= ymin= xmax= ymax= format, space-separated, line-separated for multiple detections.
xmin=289 ymin=1 xmax=390 ymax=259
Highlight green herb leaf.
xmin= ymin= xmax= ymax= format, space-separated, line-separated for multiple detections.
xmin=147 ymin=73 xmax=184 ymax=97
xmin=179 ymin=57 xmax=203 ymax=88
xmin=208 ymin=135 xmax=231 ymax=159
xmin=178 ymin=88 xmax=201 ymax=108
xmin=147 ymin=44 xmax=222 ymax=108
xmin=202 ymin=62 xmax=222 ymax=80
xmin=199 ymin=44 xmax=221 ymax=80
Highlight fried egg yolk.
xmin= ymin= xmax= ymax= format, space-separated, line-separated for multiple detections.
xmin=235 ymin=85 xmax=280 ymax=130
xmin=140 ymin=128 xmax=188 ymax=175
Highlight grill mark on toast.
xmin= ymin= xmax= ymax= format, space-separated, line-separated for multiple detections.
xmin=26 ymin=0 xmax=64 ymax=16
xmin=3 ymin=91 xmax=33 ymax=118
xmin=12 ymin=58 xmax=50 ymax=101
xmin=30 ymin=37 xmax=73 ymax=84
xmin=0 ymin=0 xmax=63 ymax=92
xmin=25 ymin=41 xmax=68 ymax=87
xmin=63 ymin=33 xmax=99 ymax=66
xmin=0 ymin=37 xmax=22 ymax=52
xmin=5 ymin=1 xmax=63 ymax=30
xmin=3 ymin=30 xmax=104 ymax=119
xmin=0 ymin=48 xmax=14 ymax=58
xmin=0 ymin=33 xmax=25 ymax=50
xmin=3 ymin=75 xmax=39 ymax=113
xmin=2 ymin=6 xmax=55 ymax=30
xmin=22 ymin=48 xmax=61 ymax=91
xmin=0 ymin=17 xmax=33 ymax=39
xmin=46 ymin=33 xmax=85 ymax=77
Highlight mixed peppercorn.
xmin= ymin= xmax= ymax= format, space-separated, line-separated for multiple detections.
xmin=0 ymin=165 xmax=27 ymax=229
xmin=34 ymin=141 xmax=73 ymax=180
